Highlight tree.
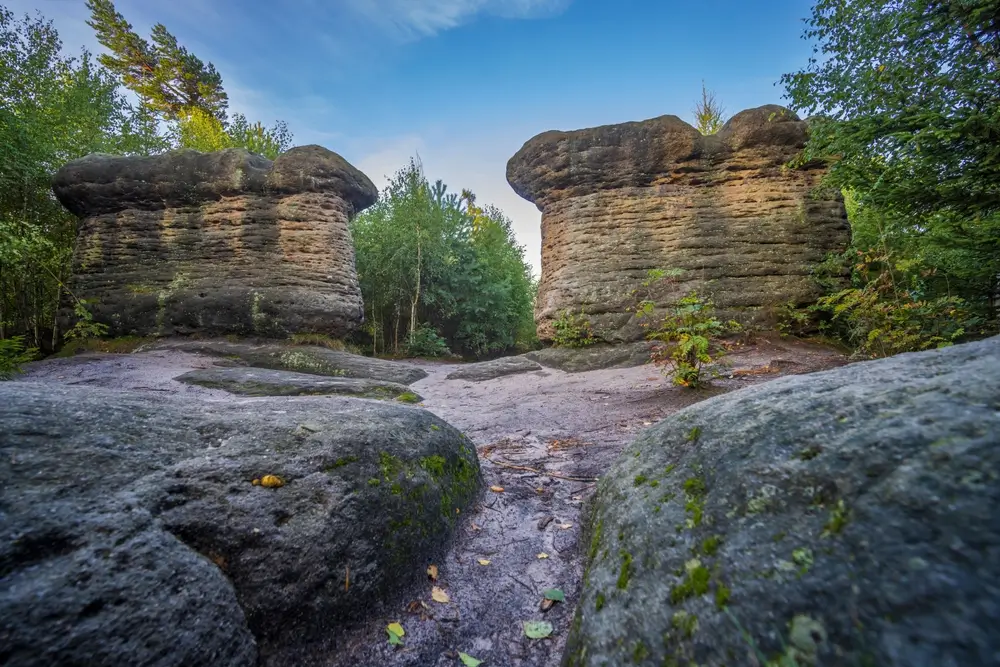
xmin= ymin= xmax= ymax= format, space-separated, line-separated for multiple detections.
xmin=86 ymin=0 xmax=228 ymax=121
xmin=782 ymin=0 xmax=999 ymax=353
xmin=693 ymin=82 xmax=725 ymax=135
xmin=351 ymin=160 xmax=536 ymax=358
xmin=0 ymin=7 xmax=165 ymax=353
xmin=781 ymin=0 xmax=999 ymax=219
xmin=86 ymin=0 xmax=293 ymax=158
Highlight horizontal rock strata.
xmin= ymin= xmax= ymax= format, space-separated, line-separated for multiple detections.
xmin=53 ymin=145 xmax=377 ymax=338
xmin=507 ymin=105 xmax=849 ymax=341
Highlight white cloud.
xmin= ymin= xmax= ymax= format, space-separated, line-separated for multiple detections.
xmin=342 ymin=0 xmax=571 ymax=40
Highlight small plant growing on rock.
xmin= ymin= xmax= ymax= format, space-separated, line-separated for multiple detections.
xmin=551 ymin=309 xmax=598 ymax=348
xmin=644 ymin=293 xmax=729 ymax=388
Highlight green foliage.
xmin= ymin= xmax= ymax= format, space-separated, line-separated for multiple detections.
xmin=351 ymin=159 xmax=536 ymax=358
xmin=815 ymin=248 xmax=981 ymax=358
xmin=783 ymin=0 xmax=1000 ymax=353
xmin=782 ymin=0 xmax=1000 ymax=220
xmin=642 ymin=289 xmax=731 ymax=388
xmin=62 ymin=300 xmax=109 ymax=341
xmin=86 ymin=0 xmax=228 ymax=121
xmin=693 ymin=82 xmax=726 ymax=135
xmin=773 ymin=300 xmax=815 ymax=338
xmin=405 ymin=324 xmax=451 ymax=358
xmin=0 ymin=8 xmax=165 ymax=350
xmin=87 ymin=0 xmax=292 ymax=158
xmin=172 ymin=108 xmax=291 ymax=159
xmin=551 ymin=309 xmax=598 ymax=348
xmin=0 ymin=336 xmax=37 ymax=380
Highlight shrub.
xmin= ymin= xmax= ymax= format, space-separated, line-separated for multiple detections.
xmin=405 ymin=324 xmax=451 ymax=358
xmin=0 ymin=336 xmax=37 ymax=380
xmin=551 ymin=309 xmax=598 ymax=348
xmin=642 ymin=293 xmax=731 ymax=388
xmin=815 ymin=249 xmax=982 ymax=359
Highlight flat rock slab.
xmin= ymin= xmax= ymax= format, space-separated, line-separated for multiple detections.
xmin=445 ymin=355 xmax=542 ymax=382
xmin=175 ymin=366 xmax=422 ymax=401
xmin=1 ymin=383 xmax=479 ymax=666
xmin=525 ymin=342 xmax=653 ymax=373
xmin=153 ymin=339 xmax=428 ymax=385
xmin=566 ymin=336 xmax=1000 ymax=667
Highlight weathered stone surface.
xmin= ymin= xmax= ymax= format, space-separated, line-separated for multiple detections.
xmin=153 ymin=339 xmax=428 ymax=385
xmin=1 ymin=383 xmax=480 ymax=664
xmin=445 ymin=356 xmax=542 ymax=381
xmin=565 ymin=337 xmax=1000 ymax=667
xmin=507 ymin=106 xmax=850 ymax=342
xmin=53 ymin=146 xmax=378 ymax=339
xmin=175 ymin=366 xmax=420 ymax=400
xmin=526 ymin=342 xmax=653 ymax=373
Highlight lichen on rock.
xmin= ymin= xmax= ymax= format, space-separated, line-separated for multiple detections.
xmin=566 ymin=336 xmax=1000 ymax=666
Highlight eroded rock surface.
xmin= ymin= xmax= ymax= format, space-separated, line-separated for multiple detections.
xmin=53 ymin=146 xmax=377 ymax=338
xmin=445 ymin=356 xmax=542 ymax=381
xmin=152 ymin=339 xmax=428 ymax=385
xmin=566 ymin=337 xmax=1000 ymax=666
xmin=526 ymin=342 xmax=654 ymax=373
xmin=175 ymin=366 xmax=420 ymax=400
xmin=507 ymin=105 xmax=849 ymax=341
xmin=0 ymin=383 xmax=479 ymax=665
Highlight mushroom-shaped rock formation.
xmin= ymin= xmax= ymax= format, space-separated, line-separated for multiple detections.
xmin=507 ymin=105 xmax=850 ymax=342
xmin=53 ymin=145 xmax=378 ymax=338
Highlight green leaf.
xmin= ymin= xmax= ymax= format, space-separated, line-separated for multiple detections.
xmin=523 ymin=620 xmax=553 ymax=639
xmin=386 ymin=621 xmax=404 ymax=645
xmin=542 ymin=588 xmax=565 ymax=602
xmin=458 ymin=652 xmax=483 ymax=666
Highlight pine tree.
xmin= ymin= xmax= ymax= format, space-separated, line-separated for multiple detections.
xmin=86 ymin=0 xmax=228 ymax=122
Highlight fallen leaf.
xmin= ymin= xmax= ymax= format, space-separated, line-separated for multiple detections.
xmin=470 ymin=522 xmax=482 ymax=531
xmin=542 ymin=588 xmax=565 ymax=602
xmin=540 ymin=598 xmax=556 ymax=612
xmin=477 ymin=559 xmax=491 ymax=566
xmin=386 ymin=622 xmax=405 ymax=645
xmin=489 ymin=485 xmax=505 ymax=493
xmin=559 ymin=523 xmax=573 ymax=529
xmin=427 ymin=564 xmax=438 ymax=581
xmin=523 ymin=620 xmax=553 ymax=639
xmin=259 ymin=474 xmax=284 ymax=488
xmin=431 ymin=586 xmax=450 ymax=603
xmin=458 ymin=652 xmax=483 ymax=667
xmin=537 ymin=553 xmax=549 ymax=559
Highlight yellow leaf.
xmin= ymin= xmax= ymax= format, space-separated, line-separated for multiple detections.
xmin=489 ymin=485 xmax=505 ymax=493
xmin=427 ymin=564 xmax=438 ymax=581
xmin=537 ymin=552 xmax=549 ymax=559
xmin=259 ymin=475 xmax=284 ymax=488
xmin=477 ymin=559 xmax=491 ymax=566
xmin=431 ymin=586 xmax=450 ymax=603
xmin=387 ymin=622 xmax=404 ymax=637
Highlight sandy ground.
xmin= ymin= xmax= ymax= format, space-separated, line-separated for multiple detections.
xmin=16 ymin=335 xmax=846 ymax=667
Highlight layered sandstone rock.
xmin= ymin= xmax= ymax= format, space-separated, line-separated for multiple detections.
xmin=507 ymin=105 xmax=850 ymax=341
xmin=53 ymin=145 xmax=377 ymax=338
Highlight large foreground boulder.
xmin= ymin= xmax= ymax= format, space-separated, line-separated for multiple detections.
xmin=566 ymin=337 xmax=1000 ymax=666
xmin=53 ymin=145 xmax=377 ymax=338
xmin=0 ymin=384 xmax=480 ymax=666
xmin=507 ymin=106 xmax=850 ymax=342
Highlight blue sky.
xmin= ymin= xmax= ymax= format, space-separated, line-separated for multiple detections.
xmin=13 ymin=0 xmax=818 ymax=273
